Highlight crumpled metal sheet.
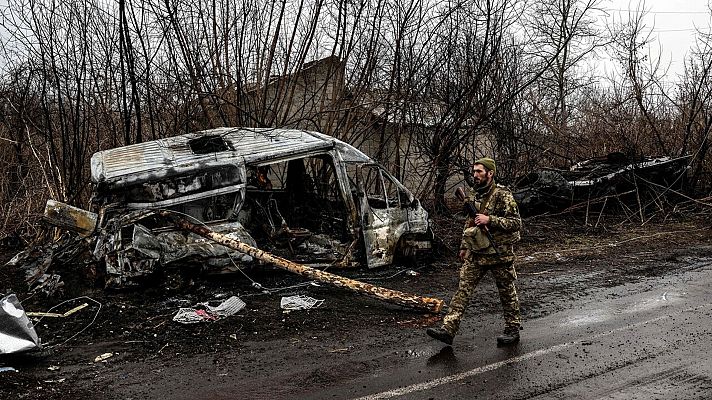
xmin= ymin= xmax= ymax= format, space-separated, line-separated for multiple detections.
xmin=172 ymin=296 xmax=246 ymax=324
xmin=97 ymin=220 xmax=257 ymax=288
xmin=280 ymin=295 xmax=324 ymax=310
xmin=0 ymin=294 xmax=41 ymax=354
xmin=5 ymin=234 xmax=88 ymax=296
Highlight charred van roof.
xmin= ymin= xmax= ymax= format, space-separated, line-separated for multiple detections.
xmin=90 ymin=127 xmax=372 ymax=186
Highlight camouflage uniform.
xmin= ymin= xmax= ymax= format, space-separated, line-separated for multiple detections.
xmin=442 ymin=181 xmax=522 ymax=336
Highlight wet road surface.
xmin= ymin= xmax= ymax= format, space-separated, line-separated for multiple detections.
xmin=317 ymin=259 xmax=712 ymax=399
xmin=87 ymin=253 xmax=712 ymax=400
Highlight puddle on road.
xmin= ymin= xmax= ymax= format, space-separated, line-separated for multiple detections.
xmin=624 ymin=291 xmax=685 ymax=313
xmin=560 ymin=291 xmax=687 ymax=328
xmin=561 ymin=309 xmax=610 ymax=327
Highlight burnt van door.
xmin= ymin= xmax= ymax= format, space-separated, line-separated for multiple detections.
xmin=359 ymin=165 xmax=404 ymax=268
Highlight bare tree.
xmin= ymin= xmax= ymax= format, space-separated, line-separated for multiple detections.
xmin=677 ymin=29 xmax=712 ymax=192
xmin=525 ymin=0 xmax=605 ymax=164
xmin=607 ymin=3 xmax=674 ymax=157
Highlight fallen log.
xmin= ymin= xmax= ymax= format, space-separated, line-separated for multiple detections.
xmin=162 ymin=212 xmax=444 ymax=313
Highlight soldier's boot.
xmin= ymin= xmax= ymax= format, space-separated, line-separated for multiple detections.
xmin=496 ymin=326 xmax=520 ymax=346
xmin=426 ymin=327 xmax=454 ymax=345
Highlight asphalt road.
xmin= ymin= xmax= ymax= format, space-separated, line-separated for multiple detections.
xmin=10 ymin=241 xmax=709 ymax=400
xmin=312 ymin=258 xmax=712 ymax=400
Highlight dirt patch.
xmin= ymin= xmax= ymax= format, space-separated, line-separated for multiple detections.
xmin=1 ymin=214 xmax=711 ymax=399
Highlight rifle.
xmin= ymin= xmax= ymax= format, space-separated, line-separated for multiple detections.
xmin=454 ymin=186 xmax=499 ymax=255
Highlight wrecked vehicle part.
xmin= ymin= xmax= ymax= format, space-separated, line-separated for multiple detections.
xmin=565 ymin=154 xmax=690 ymax=192
xmin=513 ymin=170 xmax=573 ymax=216
xmin=356 ymin=164 xmax=432 ymax=267
xmin=164 ymin=213 xmax=444 ymax=313
xmin=43 ymin=200 xmax=98 ymax=236
xmin=513 ymin=153 xmax=691 ymax=216
xmin=90 ymin=128 xmax=431 ymax=271
xmin=0 ymin=294 xmax=41 ymax=354
xmin=6 ymin=233 xmax=92 ymax=295
xmin=26 ymin=128 xmax=432 ymax=289
xmin=95 ymin=219 xmax=257 ymax=288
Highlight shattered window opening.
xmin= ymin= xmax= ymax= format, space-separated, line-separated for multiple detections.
xmin=363 ymin=166 xmax=400 ymax=209
xmin=242 ymin=154 xmax=351 ymax=263
xmin=188 ymin=135 xmax=232 ymax=154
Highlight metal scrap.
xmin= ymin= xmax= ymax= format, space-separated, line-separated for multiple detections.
xmin=0 ymin=294 xmax=41 ymax=354
xmin=513 ymin=153 xmax=691 ymax=216
xmin=280 ymin=295 xmax=324 ymax=310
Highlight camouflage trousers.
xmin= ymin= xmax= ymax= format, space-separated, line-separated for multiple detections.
xmin=442 ymin=257 xmax=521 ymax=336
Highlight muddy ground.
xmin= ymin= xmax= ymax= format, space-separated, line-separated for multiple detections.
xmin=1 ymin=212 xmax=711 ymax=399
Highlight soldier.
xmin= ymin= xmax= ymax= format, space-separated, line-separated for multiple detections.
xmin=426 ymin=157 xmax=523 ymax=346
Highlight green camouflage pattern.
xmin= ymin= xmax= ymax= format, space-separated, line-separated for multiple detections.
xmin=442 ymin=258 xmax=521 ymax=335
xmin=443 ymin=181 xmax=522 ymax=336
xmin=460 ymin=182 xmax=521 ymax=257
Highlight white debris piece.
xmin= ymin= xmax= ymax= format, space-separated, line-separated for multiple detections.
xmin=94 ymin=353 xmax=114 ymax=362
xmin=280 ymin=295 xmax=324 ymax=311
xmin=172 ymin=308 xmax=208 ymax=324
xmin=172 ymin=296 xmax=246 ymax=324
xmin=204 ymin=296 xmax=246 ymax=318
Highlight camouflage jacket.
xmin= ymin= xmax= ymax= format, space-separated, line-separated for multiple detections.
xmin=460 ymin=181 xmax=522 ymax=261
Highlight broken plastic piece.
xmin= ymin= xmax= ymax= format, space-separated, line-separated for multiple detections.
xmin=0 ymin=294 xmax=41 ymax=354
xmin=0 ymin=367 xmax=18 ymax=373
xmin=280 ymin=295 xmax=324 ymax=310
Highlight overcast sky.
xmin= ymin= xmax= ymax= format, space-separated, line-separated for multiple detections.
xmin=599 ymin=0 xmax=712 ymax=82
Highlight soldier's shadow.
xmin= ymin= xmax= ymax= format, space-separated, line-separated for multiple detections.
xmin=426 ymin=345 xmax=458 ymax=368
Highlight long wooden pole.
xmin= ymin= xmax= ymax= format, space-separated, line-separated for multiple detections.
xmin=163 ymin=213 xmax=443 ymax=313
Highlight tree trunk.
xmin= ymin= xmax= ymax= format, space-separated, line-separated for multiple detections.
xmin=163 ymin=213 xmax=444 ymax=313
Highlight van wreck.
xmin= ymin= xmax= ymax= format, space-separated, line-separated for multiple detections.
xmin=36 ymin=127 xmax=433 ymax=289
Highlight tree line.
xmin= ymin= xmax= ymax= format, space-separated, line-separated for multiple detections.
xmin=0 ymin=0 xmax=711 ymax=239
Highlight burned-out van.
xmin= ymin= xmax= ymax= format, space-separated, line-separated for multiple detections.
xmin=49 ymin=127 xmax=432 ymax=288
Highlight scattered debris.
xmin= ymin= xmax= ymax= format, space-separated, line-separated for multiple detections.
xmin=27 ymin=303 xmax=88 ymax=318
xmin=47 ymin=365 xmax=61 ymax=371
xmin=94 ymin=353 xmax=114 ymax=362
xmin=173 ymin=296 xmax=246 ymax=324
xmin=168 ymin=215 xmax=443 ymax=313
xmin=5 ymin=233 xmax=93 ymax=296
xmin=280 ymin=295 xmax=324 ymax=311
xmin=0 ymin=294 xmax=41 ymax=354
xmin=43 ymin=378 xmax=66 ymax=383
xmin=206 ymin=296 xmax=246 ymax=318
xmin=328 ymin=348 xmax=350 ymax=353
